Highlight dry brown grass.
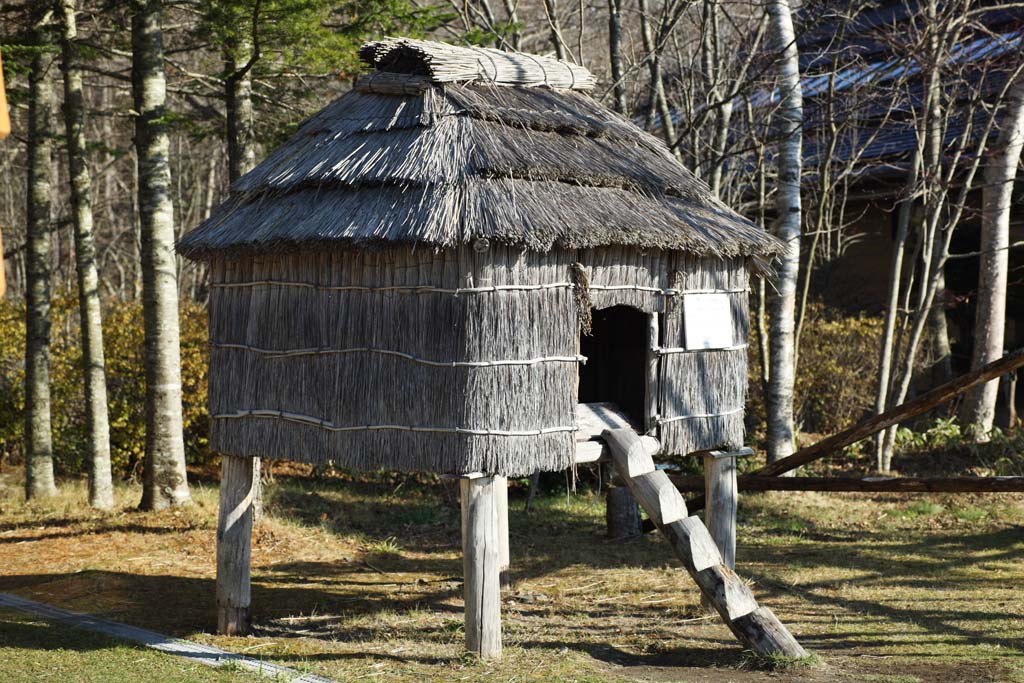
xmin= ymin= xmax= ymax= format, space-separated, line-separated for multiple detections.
xmin=0 ymin=469 xmax=1022 ymax=683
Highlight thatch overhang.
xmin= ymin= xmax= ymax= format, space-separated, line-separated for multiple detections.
xmin=178 ymin=39 xmax=780 ymax=259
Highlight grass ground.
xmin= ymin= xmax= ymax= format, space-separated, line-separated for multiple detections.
xmin=0 ymin=468 xmax=1022 ymax=683
xmin=0 ymin=608 xmax=254 ymax=683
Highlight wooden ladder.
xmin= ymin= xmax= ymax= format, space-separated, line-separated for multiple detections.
xmin=602 ymin=428 xmax=807 ymax=658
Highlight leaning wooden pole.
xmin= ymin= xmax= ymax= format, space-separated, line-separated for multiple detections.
xmin=685 ymin=349 xmax=1024 ymax=512
xmin=604 ymin=429 xmax=807 ymax=658
xmin=673 ymin=475 xmax=1024 ymax=493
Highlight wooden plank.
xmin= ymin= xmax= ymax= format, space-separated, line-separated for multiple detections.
xmin=630 ymin=470 xmax=687 ymax=526
xmin=460 ymin=476 xmax=502 ymax=660
xmin=729 ymin=607 xmax=809 ymax=659
xmin=674 ymin=475 xmax=1024 ymax=493
xmin=645 ymin=313 xmax=659 ymax=435
xmin=575 ymin=434 xmax=660 ymax=464
xmin=665 ymin=516 xmax=722 ymax=571
xmin=576 ymin=402 xmax=636 ymax=442
xmin=602 ymin=428 xmax=656 ymax=478
xmin=216 ymin=454 xmax=256 ymax=636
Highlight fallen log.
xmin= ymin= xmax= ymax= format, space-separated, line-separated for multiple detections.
xmin=684 ymin=348 xmax=1024 ymax=512
xmin=670 ymin=475 xmax=1024 ymax=493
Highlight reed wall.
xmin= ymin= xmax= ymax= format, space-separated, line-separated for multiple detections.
xmin=206 ymin=244 xmax=749 ymax=474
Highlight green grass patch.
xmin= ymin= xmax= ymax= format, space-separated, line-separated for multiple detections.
xmin=0 ymin=609 xmax=253 ymax=683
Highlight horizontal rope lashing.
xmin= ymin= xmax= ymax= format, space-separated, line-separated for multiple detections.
xmin=210 ymin=280 xmax=746 ymax=296
xmin=656 ymin=343 xmax=748 ymax=355
xmin=210 ymin=343 xmax=587 ymax=367
xmin=210 ymin=281 xmax=575 ymax=294
xmin=214 ymin=409 xmax=577 ymax=436
xmin=657 ymin=406 xmax=743 ymax=423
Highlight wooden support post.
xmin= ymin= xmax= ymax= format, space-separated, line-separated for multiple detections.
xmin=645 ymin=313 xmax=660 ymax=435
xmin=216 ymin=454 xmax=256 ymax=636
xmin=494 ymin=474 xmax=511 ymax=590
xmin=460 ymin=476 xmax=502 ymax=660
xmin=702 ymin=451 xmax=741 ymax=610
xmin=606 ymin=486 xmax=641 ymax=540
xmin=703 ymin=452 xmax=741 ymax=569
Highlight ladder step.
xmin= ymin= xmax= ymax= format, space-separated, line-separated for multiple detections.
xmin=601 ymin=428 xmax=807 ymax=659
xmin=665 ymin=517 xmax=722 ymax=572
xmin=631 ymin=471 xmax=687 ymax=526
xmin=691 ymin=564 xmax=758 ymax=621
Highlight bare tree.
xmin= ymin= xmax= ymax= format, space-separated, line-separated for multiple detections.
xmin=132 ymin=0 xmax=191 ymax=510
xmin=961 ymin=74 xmax=1024 ymax=436
xmin=875 ymin=3 xmax=1022 ymax=470
xmin=764 ymin=0 xmax=803 ymax=464
xmin=24 ymin=9 xmax=58 ymax=500
xmin=59 ymin=0 xmax=114 ymax=509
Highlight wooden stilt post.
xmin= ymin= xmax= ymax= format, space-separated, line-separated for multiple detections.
xmin=495 ymin=474 xmax=511 ymax=590
xmin=606 ymin=486 xmax=642 ymax=539
xmin=703 ymin=451 xmax=742 ymax=569
xmin=460 ymin=475 xmax=502 ymax=660
xmin=702 ymin=451 xmax=741 ymax=610
xmin=216 ymin=454 xmax=256 ymax=636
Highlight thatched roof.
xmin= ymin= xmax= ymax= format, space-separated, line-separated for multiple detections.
xmin=178 ymin=39 xmax=780 ymax=258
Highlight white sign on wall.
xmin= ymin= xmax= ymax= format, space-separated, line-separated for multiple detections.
xmin=683 ymin=293 xmax=734 ymax=350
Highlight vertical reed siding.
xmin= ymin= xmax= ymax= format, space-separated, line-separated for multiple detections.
xmin=205 ymin=246 xmax=752 ymax=472
xmin=206 ymin=245 xmax=577 ymax=476
xmin=659 ymin=255 xmax=749 ymax=455
xmin=580 ymin=246 xmax=669 ymax=313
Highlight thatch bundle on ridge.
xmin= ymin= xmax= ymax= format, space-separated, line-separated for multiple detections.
xmin=179 ymin=38 xmax=780 ymax=476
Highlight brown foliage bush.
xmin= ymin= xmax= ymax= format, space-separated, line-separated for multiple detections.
xmin=748 ymin=303 xmax=884 ymax=439
xmin=0 ymin=292 xmax=210 ymax=478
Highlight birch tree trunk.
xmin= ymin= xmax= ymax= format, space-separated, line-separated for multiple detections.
xmin=59 ymin=0 xmax=114 ymax=510
xmin=638 ymin=0 xmax=679 ymax=155
xmin=874 ymin=151 xmax=920 ymax=470
xmin=225 ymin=47 xmax=256 ymax=184
xmin=132 ymin=0 xmax=191 ymax=510
xmin=764 ymin=0 xmax=803 ymax=464
xmin=961 ymin=77 xmax=1024 ymax=436
xmin=24 ymin=18 xmax=58 ymax=500
xmin=225 ymin=43 xmax=261 ymax=521
xmin=607 ymin=0 xmax=627 ymax=116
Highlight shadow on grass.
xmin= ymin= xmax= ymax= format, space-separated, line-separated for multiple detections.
xmin=0 ymin=614 xmax=116 ymax=652
xmin=3 ymin=475 xmax=1022 ymax=670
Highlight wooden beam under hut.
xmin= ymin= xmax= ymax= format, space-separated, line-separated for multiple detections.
xmin=671 ymin=475 xmax=1024 ymax=493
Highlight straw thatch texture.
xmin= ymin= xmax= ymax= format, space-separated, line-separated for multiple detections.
xmin=205 ymin=243 xmax=749 ymax=472
xmin=177 ymin=69 xmax=780 ymax=258
xmin=584 ymin=246 xmax=670 ymax=313
xmin=659 ymin=257 xmax=749 ymax=455
xmin=183 ymin=38 xmax=768 ymax=474
xmin=207 ymin=244 xmax=580 ymax=476
xmin=359 ymin=37 xmax=596 ymax=90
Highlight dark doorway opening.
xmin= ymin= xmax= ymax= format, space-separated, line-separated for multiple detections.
xmin=577 ymin=305 xmax=647 ymax=427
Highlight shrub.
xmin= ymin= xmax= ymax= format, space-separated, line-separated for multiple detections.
xmin=0 ymin=291 xmax=211 ymax=478
xmin=748 ymin=303 xmax=885 ymax=439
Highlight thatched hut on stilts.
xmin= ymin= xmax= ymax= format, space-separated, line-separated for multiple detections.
xmin=179 ymin=38 xmax=806 ymax=662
